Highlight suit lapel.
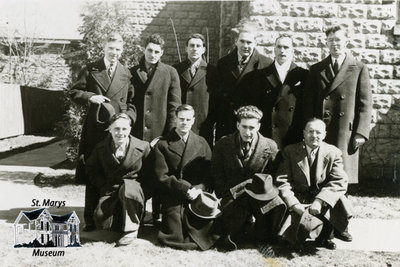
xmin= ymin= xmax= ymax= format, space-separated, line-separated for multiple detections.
xmin=90 ymin=59 xmax=111 ymax=93
xmin=180 ymin=132 xmax=200 ymax=170
xmin=225 ymin=134 xmax=244 ymax=168
xmin=328 ymin=53 xmax=358 ymax=94
xmin=236 ymin=50 xmax=259 ymax=85
xmin=319 ymin=57 xmax=335 ymax=91
xmin=315 ymin=143 xmax=329 ymax=185
xmin=106 ymin=62 xmax=126 ymax=99
xmin=136 ymin=65 xmax=148 ymax=85
xmin=146 ymin=62 xmax=166 ymax=94
xmin=295 ymin=143 xmax=311 ymax=186
xmin=275 ymin=62 xmax=298 ymax=105
xmin=167 ymin=131 xmax=186 ymax=157
xmin=119 ymin=136 xmax=144 ymax=170
xmin=180 ymin=61 xmax=192 ymax=84
xmin=246 ymin=133 xmax=274 ymax=171
xmin=189 ymin=60 xmax=207 ymax=87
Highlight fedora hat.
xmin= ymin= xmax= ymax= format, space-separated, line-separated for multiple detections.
xmin=297 ymin=208 xmax=323 ymax=241
xmin=95 ymin=102 xmax=116 ymax=124
xmin=188 ymin=192 xmax=221 ymax=219
xmin=244 ymin=173 xmax=279 ymax=201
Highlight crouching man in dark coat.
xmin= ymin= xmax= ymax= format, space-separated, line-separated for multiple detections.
xmin=211 ymin=105 xmax=286 ymax=252
xmin=276 ymin=118 xmax=353 ymax=250
xmin=86 ymin=113 xmax=151 ymax=246
xmin=153 ymin=104 xmax=220 ymax=250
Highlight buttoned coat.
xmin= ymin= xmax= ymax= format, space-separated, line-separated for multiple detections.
xmin=303 ymin=53 xmax=372 ymax=183
xmin=70 ymin=58 xmax=136 ymax=184
xmin=173 ymin=59 xmax=217 ymax=145
xmin=153 ymin=130 xmax=218 ymax=250
xmin=210 ymin=49 xmax=273 ymax=141
xmin=130 ymin=58 xmax=181 ymax=142
xmin=241 ymin=62 xmax=308 ymax=149
xmin=275 ymin=141 xmax=353 ymax=233
xmin=85 ymin=135 xmax=151 ymax=230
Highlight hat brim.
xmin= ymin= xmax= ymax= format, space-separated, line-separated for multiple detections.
xmin=188 ymin=204 xmax=221 ymax=219
xmin=244 ymin=187 xmax=279 ymax=201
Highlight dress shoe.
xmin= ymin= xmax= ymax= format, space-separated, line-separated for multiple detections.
xmin=115 ymin=231 xmax=138 ymax=247
xmin=315 ymin=239 xmax=336 ymax=250
xmin=83 ymin=224 xmax=96 ymax=232
xmin=218 ymin=235 xmax=238 ymax=251
xmin=334 ymin=230 xmax=353 ymax=242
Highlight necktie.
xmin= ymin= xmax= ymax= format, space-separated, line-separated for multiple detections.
xmin=309 ymin=149 xmax=316 ymax=167
xmin=238 ymin=56 xmax=247 ymax=72
xmin=243 ymin=142 xmax=251 ymax=157
xmin=190 ymin=65 xmax=196 ymax=77
xmin=108 ymin=63 xmax=114 ymax=78
xmin=115 ymin=145 xmax=125 ymax=160
xmin=333 ymin=60 xmax=339 ymax=75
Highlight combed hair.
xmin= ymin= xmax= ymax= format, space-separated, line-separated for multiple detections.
xmin=235 ymin=105 xmax=263 ymax=122
xmin=325 ymin=25 xmax=348 ymax=37
xmin=186 ymin=33 xmax=206 ymax=47
xmin=109 ymin=113 xmax=132 ymax=127
xmin=175 ymin=104 xmax=195 ymax=116
xmin=145 ymin=34 xmax=165 ymax=49
xmin=275 ymin=33 xmax=293 ymax=46
xmin=304 ymin=117 xmax=326 ymax=129
xmin=104 ymin=32 xmax=123 ymax=44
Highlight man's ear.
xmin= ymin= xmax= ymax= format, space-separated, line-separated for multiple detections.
xmin=236 ymin=121 xmax=240 ymax=130
xmin=160 ymin=49 xmax=164 ymax=57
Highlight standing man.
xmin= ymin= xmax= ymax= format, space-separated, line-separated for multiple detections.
xmin=211 ymin=106 xmax=286 ymax=251
xmin=153 ymin=105 xmax=219 ymax=250
xmin=173 ymin=33 xmax=216 ymax=145
xmin=130 ymin=34 xmax=181 ymax=142
xmin=130 ymin=34 xmax=181 ymax=222
xmin=86 ymin=113 xmax=151 ymax=246
xmin=303 ymin=25 xmax=372 ymax=184
xmin=70 ymin=32 xmax=136 ymax=231
xmin=210 ymin=21 xmax=273 ymax=142
xmin=242 ymin=34 xmax=308 ymax=149
xmin=276 ymin=118 xmax=353 ymax=249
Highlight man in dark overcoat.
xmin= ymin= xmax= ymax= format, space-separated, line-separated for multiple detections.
xmin=241 ymin=34 xmax=308 ymax=149
xmin=70 ymin=33 xmax=136 ymax=231
xmin=211 ymin=106 xmax=286 ymax=251
xmin=276 ymin=118 xmax=353 ymax=249
xmin=153 ymin=105 xmax=219 ymax=250
xmin=130 ymin=34 xmax=181 ymax=142
xmin=173 ymin=33 xmax=217 ymax=146
xmin=86 ymin=113 xmax=151 ymax=246
xmin=209 ymin=21 xmax=273 ymax=142
xmin=303 ymin=25 xmax=372 ymax=184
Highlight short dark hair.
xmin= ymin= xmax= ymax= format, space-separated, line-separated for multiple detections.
xmin=235 ymin=105 xmax=263 ymax=122
xmin=175 ymin=104 xmax=195 ymax=116
xmin=325 ymin=25 xmax=347 ymax=37
xmin=275 ymin=33 xmax=293 ymax=46
xmin=145 ymin=34 xmax=165 ymax=49
xmin=104 ymin=32 xmax=123 ymax=45
xmin=109 ymin=113 xmax=131 ymax=127
xmin=185 ymin=33 xmax=206 ymax=47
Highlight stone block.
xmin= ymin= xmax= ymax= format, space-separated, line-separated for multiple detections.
xmin=372 ymin=94 xmax=392 ymax=111
xmin=309 ymin=3 xmax=338 ymax=17
xmin=368 ymin=64 xmax=393 ymax=79
xmin=351 ymin=49 xmax=380 ymax=64
xmin=370 ymin=79 xmax=379 ymax=93
xmin=250 ymin=16 xmax=267 ymax=30
xmin=366 ymin=35 xmax=394 ymax=49
xmin=280 ymin=2 xmax=309 ymax=17
xmin=294 ymin=47 xmax=322 ymax=63
xmin=321 ymin=48 xmax=330 ymax=58
xmin=174 ymin=11 xmax=190 ymax=19
xmin=250 ymin=0 xmax=281 ymax=16
xmin=353 ymin=19 xmax=381 ymax=34
xmin=266 ymin=17 xmax=294 ymax=31
xmin=308 ymin=32 xmax=326 ymax=48
xmin=377 ymin=80 xmax=400 ymax=94
xmin=257 ymin=31 xmax=279 ymax=46
xmin=294 ymin=18 xmax=323 ymax=32
xmin=394 ymin=66 xmax=400 ymax=78
xmin=380 ymin=50 xmax=400 ymax=64
xmin=367 ymin=4 xmax=396 ymax=20
xmin=323 ymin=18 xmax=353 ymax=32
xmin=334 ymin=0 xmax=362 ymax=3
xmin=347 ymin=34 xmax=366 ymax=49
xmin=382 ymin=20 xmax=396 ymax=31
xmin=363 ymin=0 xmax=382 ymax=3
xmin=261 ymin=47 xmax=275 ymax=58
xmin=338 ymin=4 xmax=367 ymax=19
xmin=291 ymin=32 xmax=308 ymax=47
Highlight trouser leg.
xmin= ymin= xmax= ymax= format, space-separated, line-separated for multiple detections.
xmin=84 ymin=183 xmax=99 ymax=227
xmin=118 ymin=183 xmax=144 ymax=232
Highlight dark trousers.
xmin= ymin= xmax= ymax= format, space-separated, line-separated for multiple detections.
xmin=84 ymin=183 xmax=100 ymax=226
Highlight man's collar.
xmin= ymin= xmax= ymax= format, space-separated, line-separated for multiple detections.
xmin=237 ymin=50 xmax=252 ymax=64
xmin=188 ymin=57 xmax=202 ymax=67
xmin=104 ymin=57 xmax=114 ymax=69
xmin=144 ymin=61 xmax=157 ymax=72
xmin=305 ymin=143 xmax=319 ymax=155
xmin=331 ymin=53 xmax=346 ymax=67
xmin=113 ymin=138 xmax=129 ymax=149
xmin=274 ymin=59 xmax=291 ymax=71
xmin=175 ymin=129 xmax=190 ymax=143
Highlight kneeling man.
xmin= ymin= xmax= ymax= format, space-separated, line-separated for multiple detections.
xmin=153 ymin=104 xmax=219 ymax=250
xmin=276 ymin=118 xmax=353 ymax=249
xmin=211 ymin=105 xmax=286 ymax=250
xmin=86 ymin=113 xmax=151 ymax=246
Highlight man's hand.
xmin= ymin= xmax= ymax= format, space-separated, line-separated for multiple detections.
xmin=187 ymin=188 xmax=202 ymax=201
xmin=291 ymin=203 xmax=307 ymax=215
xmin=309 ymin=199 xmax=323 ymax=215
xmin=89 ymin=95 xmax=110 ymax=104
xmin=352 ymin=133 xmax=366 ymax=149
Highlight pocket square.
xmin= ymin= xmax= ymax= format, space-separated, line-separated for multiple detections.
xmin=294 ymin=81 xmax=301 ymax=86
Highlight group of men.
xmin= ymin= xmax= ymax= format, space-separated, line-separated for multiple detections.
xmin=70 ymin=20 xmax=372 ymax=251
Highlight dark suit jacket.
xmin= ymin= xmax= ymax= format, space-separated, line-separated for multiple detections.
xmin=210 ymin=48 xmax=273 ymax=141
xmin=241 ymin=62 xmax=308 ymax=148
xmin=303 ymin=53 xmax=372 ymax=183
xmin=275 ymin=141 xmax=353 ymax=232
xmin=130 ymin=58 xmax=181 ymax=142
xmin=173 ymin=59 xmax=217 ymax=145
xmin=153 ymin=130 xmax=216 ymax=250
xmin=70 ymin=58 xmax=136 ymax=183
xmin=211 ymin=132 xmax=279 ymax=200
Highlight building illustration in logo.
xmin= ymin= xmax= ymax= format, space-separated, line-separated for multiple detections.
xmin=14 ymin=208 xmax=81 ymax=248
